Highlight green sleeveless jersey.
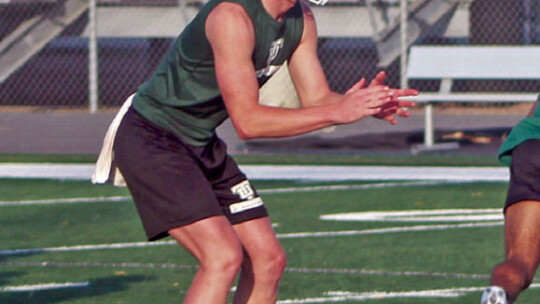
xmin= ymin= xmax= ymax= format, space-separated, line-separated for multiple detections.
xmin=132 ymin=0 xmax=304 ymax=146
xmin=499 ymin=94 xmax=540 ymax=166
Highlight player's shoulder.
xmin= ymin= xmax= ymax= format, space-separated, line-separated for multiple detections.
xmin=209 ymin=0 xmax=250 ymax=22
xmin=207 ymin=1 xmax=252 ymax=33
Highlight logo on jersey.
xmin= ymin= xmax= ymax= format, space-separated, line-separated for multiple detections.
xmin=256 ymin=38 xmax=284 ymax=78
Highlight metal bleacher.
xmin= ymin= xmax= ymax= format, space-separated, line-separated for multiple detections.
xmin=0 ymin=0 xmax=466 ymax=84
xmin=0 ymin=0 xmax=199 ymax=84
xmin=367 ymin=0 xmax=462 ymax=67
xmin=0 ymin=0 xmax=88 ymax=83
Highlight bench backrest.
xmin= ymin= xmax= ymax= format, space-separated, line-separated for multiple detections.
xmin=407 ymin=46 xmax=540 ymax=80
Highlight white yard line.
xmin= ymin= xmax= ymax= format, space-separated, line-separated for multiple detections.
xmin=0 ymin=240 xmax=176 ymax=256
xmin=0 ymin=222 xmax=502 ymax=256
xmin=0 ymin=281 xmax=90 ymax=292
xmin=320 ymin=208 xmax=504 ymax=222
xmin=0 ymin=260 xmax=489 ymax=280
xmin=0 ymin=181 xmax=457 ymax=206
xmin=277 ymin=284 xmax=540 ymax=303
xmin=276 ymin=222 xmax=502 ymax=239
xmin=0 ymin=196 xmax=131 ymax=206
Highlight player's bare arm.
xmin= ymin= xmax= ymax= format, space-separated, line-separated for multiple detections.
xmin=206 ymin=2 xmax=394 ymax=139
xmin=286 ymin=2 xmax=339 ymax=107
xmin=287 ymin=2 xmax=417 ymax=123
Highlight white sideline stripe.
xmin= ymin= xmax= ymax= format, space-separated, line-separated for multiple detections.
xmin=285 ymin=267 xmax=489 ymax=280
xmin=277 ymin=284 xmax=540 ymax=303
xmin=0 ymin=240 xmax=176 ymax=256
xmin=0 ymin=196 xmax=131 ymax=206
xmin=259 ymin=181 xmax=459 ymax=194
xmin=0 ymin=281 xmax=90 ymax=292
xmin=0 ymin=222 xmax=501 ymax=256
xmin=243 ymin=165 xmax=509 ymax=182
xmin=0 ymin=181 xmax=457 ymax=206
xmin=0 ymin=261 xmax=198 ymax=270
xmin=277 ymin=222 xmax=502 ymax=239
xmin=0 ymin=164 xmax=509 ymax=181
xmin=0 ymin=261 xmax=490 ymax=280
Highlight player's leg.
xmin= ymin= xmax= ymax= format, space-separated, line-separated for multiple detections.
xmin=113 ymin=108 xmax=242 ymax=303
xmin=482 ymin=139 xmax=540 ymax=304
xmin=488 ymin=201 xmax=540 ymax=303
xmin=168 ymin=216 xmax=244 ymax=304
xmin=231 ymin=216 xmax=287 ymax=304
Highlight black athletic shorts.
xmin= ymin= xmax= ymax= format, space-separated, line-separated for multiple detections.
xmin=505 ymin=139 xmax=540 ymax=211
xmin=114 ymin=107 xmax=268 ymax=241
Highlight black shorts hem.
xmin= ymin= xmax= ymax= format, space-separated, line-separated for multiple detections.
xmin=228 ymin=206 xmax=269 ymax=225
xmin=504 ymin=195 xmax=540 ymax=213
xmin=146 ymin=211 xmax=224 ymax=242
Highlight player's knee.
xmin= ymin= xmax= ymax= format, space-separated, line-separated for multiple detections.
xmin=258 ymin=245 xmax=287 ymax=280
xmin=271 ymin=246 xmax=287 ymax=274
xmin=202 ymin=245 xmax=243 ymax=278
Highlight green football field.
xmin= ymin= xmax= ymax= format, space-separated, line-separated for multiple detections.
xmin=1 ymin=173 xmax=539 ymax=303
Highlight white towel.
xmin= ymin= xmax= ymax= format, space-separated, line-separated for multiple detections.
xmin=91 ymin=94 xmax=134 ymax=186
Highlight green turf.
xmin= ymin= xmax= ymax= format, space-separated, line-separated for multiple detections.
xmin=2 ymin=178 xmax=537 ymax=303
xmin=0 ymin=153 xmax=502 ymax=167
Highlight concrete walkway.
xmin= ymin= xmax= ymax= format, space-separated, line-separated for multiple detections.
xmin=0 ymin=110 xmax=525 ymax=156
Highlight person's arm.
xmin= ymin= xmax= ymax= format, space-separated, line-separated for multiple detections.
xmin=206 ymin=2 xmax=409 ymax=140
xmin=287 ymin=3 xmax=417 ymax=124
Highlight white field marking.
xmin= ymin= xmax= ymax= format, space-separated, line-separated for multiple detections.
xmin=0 ymin=222 xmax=502 ymax=256
xmin=0 ymin=281 xmax=90 ymax=292
xmin=0 ymin=240 xmax=176 ymax=256
xmin=258 ymin=181 xmax=461 ymax=194
xmin=0 ymin=164 xmax=509 ymax=181
xmin=320 ymin=209 xmax=504 ymax=223
xmin=0 ymin=196 xmax=131 ymax=206
xmin=277 ymin=284 xmax=540 ymax=303
xmin=242 ymin=165 xmax=510 ymax=182
xmin=0 ymin=181 xmax=456 ymax=206
xmin=285 ymin=267 xmax=489 ymax=280
xmin=0 ymin=261 xmax=490 ymax=280
xmin=0 ymin=163 xmax=94 ymax=180
xmin=277 ymin=222 xmax=502 ymax=239
xmin=0 ymin=261 xmax=197 ymax=270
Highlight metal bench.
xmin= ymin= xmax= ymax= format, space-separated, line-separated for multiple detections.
xmin=406 ymin=45 xmax=540 ymax=153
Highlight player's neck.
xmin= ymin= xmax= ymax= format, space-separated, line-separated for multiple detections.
xmin=261 ymin=0 xmax=296 ymax=21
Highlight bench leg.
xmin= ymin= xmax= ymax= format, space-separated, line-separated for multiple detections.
xmin=410 ymin=102 xmax=460 ymax=154
xmin=424 ymin=103 xmax=434 ymax=147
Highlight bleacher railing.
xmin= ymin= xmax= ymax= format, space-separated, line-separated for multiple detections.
xmin=0 ymin=0 xmax=538 ymax=111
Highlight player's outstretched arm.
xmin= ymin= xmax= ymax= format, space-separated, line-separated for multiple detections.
xmin=287 ymin=4 xmax=417 ymax=123
xmin=343 ymin=71 xmax=418 ymax=124
xmin=207 ymin=2 xmax=414 ymax=140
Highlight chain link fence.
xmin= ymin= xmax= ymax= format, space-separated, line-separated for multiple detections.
xmin=0 ymin=0 xmax=538 ymax=110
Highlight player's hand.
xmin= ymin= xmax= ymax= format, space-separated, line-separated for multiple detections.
xmin=367 ymin=71 xmax=419 ymax=124
xmin=372 ymin=89 xmax=418 ymax=124
xmin=332 ymin=85 xmax=395 ymax=124
xmin=368 ymin=71 xmax=387 ymax=88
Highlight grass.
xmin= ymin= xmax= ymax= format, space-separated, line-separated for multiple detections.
xmin=2 ymin=176 xmax=538 ymax=303
xmin=0 ymin=153 xmax=502 ymax=167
